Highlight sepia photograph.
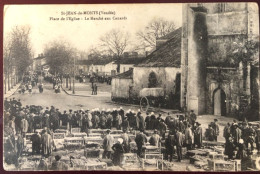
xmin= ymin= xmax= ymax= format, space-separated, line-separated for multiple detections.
xmin=2 ymin=2 xmax=260 ymax=172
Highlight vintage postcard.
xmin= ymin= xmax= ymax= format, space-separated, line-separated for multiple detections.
xmin=3 ymin=2 xmax=260 ymax=171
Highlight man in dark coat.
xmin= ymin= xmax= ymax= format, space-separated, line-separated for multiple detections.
xmin=137 ymin=112 xmax=145 ymax=131
xmin=233 ymin=124 xmax=242 ymax=146
xmin=225 ymin=137 xmax=235 ymax=159
xmin=165 ymin=131 xmax=175 ymax=162
xmin=212 ymin=119 xmax=220 ymax=141
xmin=150 ymin=113 xmax=159 ymax=130
xmin=106 ymin=111 xmax=113 ymax=129
xmin=194 ymin=122 xmax=203 ymax=148
xmin=135 ymin=130 xmax=147 ymax=157
xmin=223 ymin=122 xmax=231 ymax=142
xmin=112 ymin=138 xmax=124 ymax=166
xmin=31 ymin=131 xmax=42 ymax=155
xmin=190 ymin=110 xmax=197 ymax=127
xmin=205 ymin=124 xmax=215 ymax=141
xmin=145 ymin=112 xmax=151 ymax=130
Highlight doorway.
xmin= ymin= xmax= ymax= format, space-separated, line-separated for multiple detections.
xmin=213 ymin=88 xmax=226 ymax=116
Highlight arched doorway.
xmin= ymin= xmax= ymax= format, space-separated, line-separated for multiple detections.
xmin=148 ymin=72 xmax=157 ymax=88
xmin=213 ymin=88 xmax=227 ymax=116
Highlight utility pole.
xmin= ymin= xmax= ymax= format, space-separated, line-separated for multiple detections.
xmin=72 ymin=56 xmax=75 ymax=94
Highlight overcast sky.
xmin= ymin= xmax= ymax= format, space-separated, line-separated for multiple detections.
xmin=4 ymin=4 xmax=182 ymax=57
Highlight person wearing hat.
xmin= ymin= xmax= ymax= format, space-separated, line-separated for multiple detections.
xmin=91 ymin=111 xmax=100 ymax=129
xmin=137 ymin=112 xmax=145 ymax=132
xmin=121 ymin=129 xmax=130 ymax=153
xmin=194 ymin=122 xmax=203 ymax=148
xmin=150 ymin=112 xmax=159 ymax=130
xmin=157 ymin=113 xmax=164 ymax=123
xmin=185 ymin=124 xmax=194 ymax=150
xmin=233 ymin=123 xmax=242 ymax=146
xmin=225 ymin=137 xmax=235 ymax=159
xmin=211 ymin=119 xmax=219 ymax=141
xmin=106 ymin=110 xmax=113 ymax=129
xmin=41 ymin=129 xmax=53 ymax=158
xmin=118 ymin=107 xmax=124 ymax=121
xmin=103 ymin=130 xmax=114 ymax=159
xmin=135 ymin=129 xmax=147 ymax=157
xmin=145 ymin=112 xmax=151 ymax=130
xmin=50 ymin=155 xmax=69 ymax=171
xmin=31 ymin=130 xmax=42 ymax=155
xmin=20 ymin=116 xmax=29 ymax=137
xmin=122 ymin=116 xmax=130 ymax=132
xmin=245 ymin=123 xmax=256 ymax=152
xmin=112 ymin=138 xmax=124 ymax=166
xmin=189 ymin=110 xmax=197 ymax=127
xmin=175 ymin=128 xmax=185 ymax=162
xmin=149 ymin=129 xmax=161 ymax=147
xmin=99 ymin=111 xmax=107 ymax=129
xmin=205 ymin=124 xmax=215 ymax=141
xmin=223 ymin=122 xmax=231 ymax=143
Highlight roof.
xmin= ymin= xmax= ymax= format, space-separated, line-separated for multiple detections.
xmin=114 ymin=57 xmax=147 ymax=65
xmin=77 ymin=58 xmax=114 ymax=65
xmin=34 ymin=56 xmax=45 ymax=60
xmin=158 ymin=28 xmax=180 ymax=40
xmin=113 ymin=68 xmax=133 ymax=79
xmin=136 ymin=27 xmax=182 ymax=67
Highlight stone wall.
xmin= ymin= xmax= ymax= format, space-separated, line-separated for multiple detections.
xmin=206 ymin=68 xmax=241 ymax=116
xmin=132 ymin=67 xmax=181 ymax=98
xmin=111 ymin=78 xmax=133 ymax=99
xmin=207 ymin=35 xmax=248 ymax=67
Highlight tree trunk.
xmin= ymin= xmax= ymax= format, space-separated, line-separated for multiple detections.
xmin=69 ymin=76 xmax=71 ymax=90
xmin=4 ymin=73 xmax=6 ymax=94
xmin=66 ymin=76 xmax=68 ymax=88
xmin=7 ymin=68 xmax=10 ymax=91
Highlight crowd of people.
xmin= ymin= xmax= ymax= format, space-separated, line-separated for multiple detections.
xmin=3 ymin=97 xmax=260 ymax=169
xmin=222 ymin=120 xmax=260 ymax=160
xmin=18 ymin=73 xmax=43 ymax=94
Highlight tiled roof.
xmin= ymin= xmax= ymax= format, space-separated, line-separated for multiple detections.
xmin=77 ymin=58 xmax=114 ymax=65
xmin=136 ymin=27 xmax=182 ymax=67
xmin=112 ymin=68 xmax=133 ymax=79
xmin=114 ymin=57 xmax=147 ymax=65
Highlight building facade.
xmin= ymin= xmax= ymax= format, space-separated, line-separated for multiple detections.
xmin=181 ymin=3 xmax=259 ymax=120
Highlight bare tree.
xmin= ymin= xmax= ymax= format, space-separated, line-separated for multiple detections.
xmin=3 ymin=25 xmax=33 ymax=92
xmin=100 ymin=29 xmax=130 ymax=73
xmin=136 ymin=17 xmax=176 ymax=50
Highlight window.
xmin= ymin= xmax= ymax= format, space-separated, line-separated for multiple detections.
xmin=148 ymin=72 xmax=157 ymax=88
xmin=123 ymin=67 xmax=126 ymax=72
xmin=218 ymin=3 xmax=226 ymax=13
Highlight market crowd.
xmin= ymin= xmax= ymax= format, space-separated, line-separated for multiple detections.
xmin=3 ymin=97 xmax=260 ymax=169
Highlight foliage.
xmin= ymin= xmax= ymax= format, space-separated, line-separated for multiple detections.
xmin=228 ymin=40 xmax=259 ymax=65
xmin=44 ymin=40 xmax=76 ymax=75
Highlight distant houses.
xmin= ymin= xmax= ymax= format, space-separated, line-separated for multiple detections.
xmin=76 ymin=53 xmax=146 ymax=77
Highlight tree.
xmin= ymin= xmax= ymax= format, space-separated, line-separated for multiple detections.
xmin=100 ymin=29 xmax=130 ymax=73
xmin=136 ymin=17 xmax=176 ymax=50
xmin=44 ymin=40 xmax=76 ymax=76
xmin=4 ymin=25 xmax=33 ymax=92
